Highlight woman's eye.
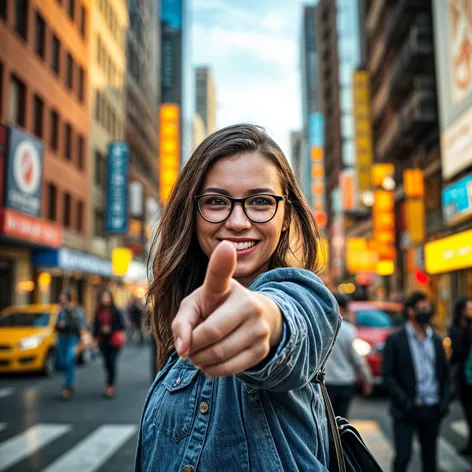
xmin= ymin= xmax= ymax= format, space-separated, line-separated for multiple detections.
xmin=250 ymin=197 xmax=271 ymax=205
xmin=206 ymin=197 xmax=227 ymax=206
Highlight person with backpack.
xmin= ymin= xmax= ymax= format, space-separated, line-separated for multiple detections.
xmin=55 ymin=289 xmax=87 ymax=400
xmin=93 ymin=289 xmax=126 ymax=398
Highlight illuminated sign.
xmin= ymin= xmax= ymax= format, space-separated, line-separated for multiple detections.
xmin=353 ymin=71 xmax=373 ymax=195
xmin=159 ymin=103 xmax=180 ymax=204
xmin=425 ymin=229 xmax=472 ymax=274
xmin=340 ymin=169 xmax=355 ymax=211
xmin=346 ymin=238 xmax=378 ymax=273
xmin=442 ymin=173 xmax=472 ymax=226
xmin=309 ymin=113 xmax=326 ymax=229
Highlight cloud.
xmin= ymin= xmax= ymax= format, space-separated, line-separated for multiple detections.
xmin=192 ymin=0 xmax=305 ymax=153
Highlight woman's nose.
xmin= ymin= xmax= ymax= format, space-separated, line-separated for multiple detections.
xmin=224 ymin=203 xmax=251 ymax=231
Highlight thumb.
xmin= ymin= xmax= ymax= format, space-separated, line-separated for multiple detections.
xmin=203 ymin=241 xmax=237 ymax=299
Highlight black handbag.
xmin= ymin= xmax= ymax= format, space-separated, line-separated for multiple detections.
xmin=314 ymin=372 xmax=384 ymax=472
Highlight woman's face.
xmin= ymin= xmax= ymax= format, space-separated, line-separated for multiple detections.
xmin=101 ymin=292 xmax=112 ymax=306
xmin=196 ymin=152 xmax=288 ymax=286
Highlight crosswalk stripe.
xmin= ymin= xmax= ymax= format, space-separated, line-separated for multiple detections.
xmin=452 ymin=420 xmax=469 ymax=439
xmin=0 ymin=424 xmax=71 ymax=472
xmin=0 ymin=388 xmax=14 ymax=399
xmin=351 ymin=420 xmax=393 ymax=471
xmin=42 ymin=425 xmax=137 ymax=472
xmin=438 ymin=437 xmax=472 ymax=472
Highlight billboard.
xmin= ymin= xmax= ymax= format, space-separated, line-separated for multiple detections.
xmin=106 ymin=142 xmax=129 ymax=233
xmin=433 ymin=0 xmax=472 ymax=179
xmin=442 ymin=172 xmax=472 ymax=225
xmin=5 ymin=125 xmax=43 ymax=217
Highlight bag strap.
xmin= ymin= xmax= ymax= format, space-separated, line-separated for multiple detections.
xmin=314 ymin=371 xmax=346 ymax=472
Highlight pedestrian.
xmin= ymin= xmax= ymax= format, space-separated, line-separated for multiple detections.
xmin=55 ymin=289 xmax=87 ymax=400
xmin=449 ymin=297 xmax=472 ymax=455
xmin=135 ymin=124 xmax=341 ymax=472
xmin=127 ymin=295 xmax=144 ymax=345
xmin=92 ymin=289 xmax=126 ymax=398
xmin=383 ymin=291 xmax=451 ymax=472
xmin=325 ymin=292 xmax=373 ymax=418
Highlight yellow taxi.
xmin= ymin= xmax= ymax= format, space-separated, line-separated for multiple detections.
xmin=0 ymin=304 xmax=95 ymax=375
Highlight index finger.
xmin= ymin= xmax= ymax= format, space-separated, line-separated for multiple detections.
xmin=172 ymin=296 xmax=201 ymax=359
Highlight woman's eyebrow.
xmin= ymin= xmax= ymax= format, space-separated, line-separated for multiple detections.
xmin=201 ymin=187 xmax=276 ymax=195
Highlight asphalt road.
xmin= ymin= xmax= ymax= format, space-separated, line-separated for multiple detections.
xmin=0 ymin=344 xmax=471 ymax=471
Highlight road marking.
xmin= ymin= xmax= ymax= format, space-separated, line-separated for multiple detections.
xmin=0 ymin=388 xmax=14 ymax=399
xmin=42 ymin=425 xmax=137 ymax=472
xmin=0 ymin=424 xmax=6 ymax=432
xmin=452 ymin=420 xmax=469 ymax=439
xmin=438 ymin=437 xmax=472 ymax=471
xmin=0 ymin=424 xmax=71 ymax=471
xmin=351 ymin=420 xmax=393 ymax=471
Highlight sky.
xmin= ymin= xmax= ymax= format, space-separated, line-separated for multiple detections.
xmin=190 ymin=0 xmax=309 ymax=156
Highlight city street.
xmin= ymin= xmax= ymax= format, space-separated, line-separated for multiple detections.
xmin=0 ymin=344 xmax=470 ymax=472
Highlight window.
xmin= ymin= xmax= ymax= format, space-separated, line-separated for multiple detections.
xmin=35 ymin=11 xmax=46 ymax=58
xmin=94 ymin=209 xmax=105 ymax=237
xmin=76 ymin=201 xmax=83 ymax=232
xmin=50 ymin=110 xmax=59 ymax=150
xmin=355 ymin=310 xmax=393 ymax=328
xmin=51 ymin=34 xmax=61 ymax=75
xmin=47 ymin=184 xmax=57 ymax=221
xmin=77 ymin=135 xmax=84 ymax=169
xmin=8 ymin=75 xmax=26 ymax=127
xmin=63 ymin=193 xmax=72 ymax=228
xmin=95 ymin=91 xmax=101 ymax=120
xmin=68 ymin=0 xmax=75 ymax=20
xmin=79 ymin=5 xmax=86 ymax=36
xmin=94 ymin=150 xmax=106 ymax=187
xmin=78 ymin=66 xmax=84 ymax=102
xmin=66 ymin=53 xmax=73 ymax=90
xmin=15 ymin=0 xmax=28 ymax=41
xmin=64 ymin=123 xmax=72 ymax=160
xmin=33 ymin=94 xmax=44 ymax=138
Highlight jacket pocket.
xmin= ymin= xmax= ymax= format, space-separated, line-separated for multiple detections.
xmin=153 ymin=364 xmax=200 ymax=442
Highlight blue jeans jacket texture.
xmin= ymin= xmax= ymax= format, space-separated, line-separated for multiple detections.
xmin=135 ymin=268 xmax=341 ymax=471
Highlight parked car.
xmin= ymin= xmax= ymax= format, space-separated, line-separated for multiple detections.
xmin=0 ymin=304 xmax=96 ymax=375
xmin=349 ymin=301 xmax=398 ymax=384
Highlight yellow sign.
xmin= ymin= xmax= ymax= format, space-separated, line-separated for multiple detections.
xmin=404 ymin=169 xmax=424 ymax=198
xmin=377 ymin=260 xmax=395 ymax=276
xmin=318 ymin=238 xmax=329 ymax=274
xmin=159 ymin=104 xmax=180 ymax=204
xmin=405 ymin=199 xmax=425 ymax=244
xmin=425 ymin=229 xmax=472 ymax=274
xmin=372 ymin=164 xmax=394 ymax=188
xmin=346 ymin=238 xmax=378 ymax=273
xmin=112 ymin=248 xmax=133 ymax=276
xmin=353 ymin=71 xmax=373 ymax=194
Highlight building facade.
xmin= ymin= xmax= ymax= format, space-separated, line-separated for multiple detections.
xmin=195 ymin=66 xmax=216 ymax=137
xmin=0 ymin=0 xmax=91 ymax=309
xmin=125 ymin=0 xmax=160 ymax=265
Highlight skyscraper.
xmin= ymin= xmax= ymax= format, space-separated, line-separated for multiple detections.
xmin=195 ymin=66 xmax=216 ymax=136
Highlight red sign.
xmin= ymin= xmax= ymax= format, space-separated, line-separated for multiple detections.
xmin=1 ymin=209 xmax=62 ymax=247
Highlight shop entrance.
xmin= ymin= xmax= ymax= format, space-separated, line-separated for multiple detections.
xmin=0 ymin=259 xmax=13 ymax=310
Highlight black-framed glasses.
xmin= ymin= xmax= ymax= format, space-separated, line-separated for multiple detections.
xmin=195 ymin=194 xmax=286 ymax=224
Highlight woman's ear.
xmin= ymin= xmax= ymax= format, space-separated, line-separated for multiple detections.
xmin=282 ymin=204 xmax=291 ymax=232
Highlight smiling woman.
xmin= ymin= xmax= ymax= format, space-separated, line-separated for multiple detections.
xmin=136 ymin=124 xmax=341 ymax=472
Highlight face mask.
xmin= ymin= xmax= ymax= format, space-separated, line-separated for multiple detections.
xmin=415 ymin=309 xmax=433 ymax=325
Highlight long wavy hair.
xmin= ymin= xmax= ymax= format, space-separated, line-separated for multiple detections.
xmin=148 ymin=124 xmax=322 ymax=369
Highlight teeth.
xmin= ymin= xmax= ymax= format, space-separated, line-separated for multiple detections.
xmin=229 ymin=241 xmax=256 ymax=250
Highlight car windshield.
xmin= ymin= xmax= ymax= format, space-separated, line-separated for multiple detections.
xmin=0 ymin=312 xmax=51 ymax=327
xmin=356 ymin=309 xmax=393 ymax=328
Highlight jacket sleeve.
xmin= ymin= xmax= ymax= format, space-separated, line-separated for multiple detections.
xmin=439 ymin=338 xmax=452 ymax=412
xmin=55 ymin=311 xmax=65 ymax=332
xmin=92 ymin=311 xmax=99 ymax=338
xmin=382 ymin=334 xmax=412 ymax=411
xmin=237 ymin=268 xmax=341 ymax=392
xmin=115 ymin=309 xmax=126 ymax=331
xmin=450 ymin=326 xmax=468 ymax=364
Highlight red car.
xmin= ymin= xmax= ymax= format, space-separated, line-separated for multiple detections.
xmin=349 ymin=301 xmax=399 ymax=384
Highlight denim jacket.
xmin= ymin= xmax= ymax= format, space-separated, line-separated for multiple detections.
xmin=135 ymin=268 xmax=341 ymax=472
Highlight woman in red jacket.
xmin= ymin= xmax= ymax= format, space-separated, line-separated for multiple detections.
xmin=93 ymin=289 xmax=126 ymax=398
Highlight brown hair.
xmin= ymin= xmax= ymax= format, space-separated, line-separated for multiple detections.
xmin=148 ymin=123 xmax=322 ymax=368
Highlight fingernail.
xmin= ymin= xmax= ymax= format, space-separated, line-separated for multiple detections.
xmin=175 ymin=337 xmax=183 ymax=354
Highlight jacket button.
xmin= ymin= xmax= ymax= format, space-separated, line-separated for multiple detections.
xmin=199 ymin=401 xmax=209 ymax=414
xmin=183 ymin=466 xmax=193 ymax=472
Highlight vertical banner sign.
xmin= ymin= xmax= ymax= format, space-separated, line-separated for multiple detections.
xmin=106 ymin=142 xmax=129 ymax=233
xmin=340 ymin=169 xmax=356 ymax=212
xmin=353 ymin=71 xmax=373 ymax=196
xmin=309 ymin=113 xmax=327 ymax=229
xmin=159 ymin=104 xmax=180 ymax=204
xmin=5 ymin=125 xmax=44 ymax=217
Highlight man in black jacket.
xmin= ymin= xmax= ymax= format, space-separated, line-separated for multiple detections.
xmin=382 ymin=291 xmax=450 ymax=472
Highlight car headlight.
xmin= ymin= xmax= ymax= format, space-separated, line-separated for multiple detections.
xmin=19 ymin=335 xmax=44 ymax=350
xmin=353 ymin=338 xmax=372 ymax=356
